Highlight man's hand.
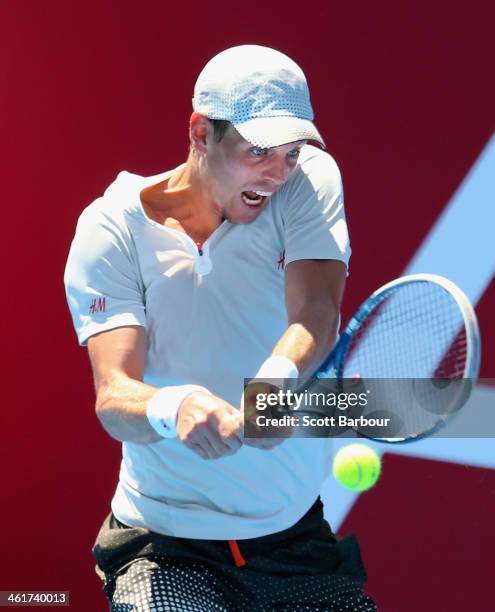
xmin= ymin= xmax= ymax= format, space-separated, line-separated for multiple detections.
xmin=177 ymin=391 xmax=243 ymax=459
xmin=241 ymin=381 xmax=291 ymax=450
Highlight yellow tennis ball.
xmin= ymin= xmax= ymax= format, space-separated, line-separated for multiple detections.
xmin=332 ymin=443 xmax=381 ymax=491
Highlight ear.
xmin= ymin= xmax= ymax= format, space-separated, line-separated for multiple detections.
xmin=189 ymin=112 xmax=212 ymax=154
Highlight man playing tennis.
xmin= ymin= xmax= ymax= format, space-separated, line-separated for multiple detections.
xmin=65 ymin=45 xmax=376 ymax=611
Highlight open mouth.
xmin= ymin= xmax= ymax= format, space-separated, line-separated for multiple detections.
xmin=241 ymin=190 xmax=273 ymax=208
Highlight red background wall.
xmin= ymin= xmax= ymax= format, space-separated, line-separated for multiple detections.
xmin=2 ymin=1 xmax=494 ymax=610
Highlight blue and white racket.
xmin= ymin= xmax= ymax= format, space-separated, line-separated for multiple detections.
xmin=302 ymin=274 xmax=481 ymax=443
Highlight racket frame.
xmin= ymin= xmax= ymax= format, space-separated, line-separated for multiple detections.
xmin=312 ymin=273 xmax=481 ymax=442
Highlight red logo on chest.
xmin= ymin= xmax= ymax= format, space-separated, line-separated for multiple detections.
xmin=89 ymin=297 xmax=106 ymax=314
xmin=277 ymin=250 xmax=286 ymax=270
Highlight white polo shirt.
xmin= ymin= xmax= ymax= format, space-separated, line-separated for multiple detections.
xmin=64 ymin=145 xmax=351 ymax=539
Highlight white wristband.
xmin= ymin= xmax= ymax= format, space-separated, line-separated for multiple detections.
xmin=254 ymin=355 xmax=299 ymax=382
xmin=147 ymin=385 xmax=210 ymax=439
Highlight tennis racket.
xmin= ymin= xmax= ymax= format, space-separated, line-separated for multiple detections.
xmin=297 ymin=273 xmax=481 ymax=443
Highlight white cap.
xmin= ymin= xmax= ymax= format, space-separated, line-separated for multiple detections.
xmin=192 ymin=45 xmax=325 ymax=149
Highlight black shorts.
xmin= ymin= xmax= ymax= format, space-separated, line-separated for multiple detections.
xmin=93 ymin=498 xmax=376 ymax=611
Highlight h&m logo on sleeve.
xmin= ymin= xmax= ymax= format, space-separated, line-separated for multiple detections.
xmin=89 ymin=297 xmax=106 ymax=314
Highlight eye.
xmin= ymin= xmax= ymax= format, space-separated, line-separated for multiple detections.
xmin=287 ymin=148 xmax=301 ymax=159
xmin=251 ymin=147 xmax=268 ymax=157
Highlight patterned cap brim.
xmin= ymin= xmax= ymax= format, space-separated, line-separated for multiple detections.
xmin=233 ymin=116 xmax=326 ymax=149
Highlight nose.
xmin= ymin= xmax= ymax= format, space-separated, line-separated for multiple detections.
xmin=262 ymin=155 xmax=293 ymax=185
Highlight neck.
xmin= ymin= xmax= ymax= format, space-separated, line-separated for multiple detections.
xmin=140 ymin=151 xmax=223 ymax=236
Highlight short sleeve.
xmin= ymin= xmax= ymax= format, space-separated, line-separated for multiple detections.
xmin=64 ymin=201 xmax=146 ymax=346
xmin=281 ymin=147 xmax=351 ymax=269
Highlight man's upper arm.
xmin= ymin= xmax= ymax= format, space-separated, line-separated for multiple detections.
xmin=88 ymin=325 xmax=146 ymax=393
xmin=284 ymin=259 xmax=347 ymax=323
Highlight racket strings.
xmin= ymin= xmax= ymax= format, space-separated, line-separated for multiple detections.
xmin=434 ymin=328 xmax=468 ymax=378
xmin=346 ymin=284 xmax=467 ymax=377
xmin=341 ymin=282 xmax=469 ymax=438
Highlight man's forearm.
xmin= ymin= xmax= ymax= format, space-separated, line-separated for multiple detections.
xmin=95 ymin=373 xmax=162 ymax=444
xmin=271 ymin=302 xmax=340 ymax=378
